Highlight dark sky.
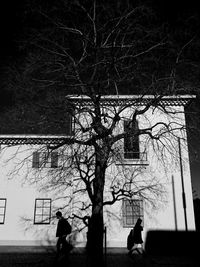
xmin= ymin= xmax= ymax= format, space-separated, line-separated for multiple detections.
xmin=0 ymin=0 xmax=200 ymax=65
xmin=0 ymin=0 xmax=200 ymax=197
xmin=0 ymin=2 xmax=24 ymax=65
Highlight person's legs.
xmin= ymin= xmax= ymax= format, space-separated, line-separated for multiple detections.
xmin=56 ymin=237 xmax=62 ymax=258
xmin=61 ymin=236 xmax=71 ymax=265
xmin=128 ymin=243 xmax=138 ymax=256
xmin=61 ymin=236 xmax=67 ymax=252
xmin=131 ymin=244 xmax=138 ymax=252
xmin=134 ymin=244 xmax=144 ymax=255
xmin=139 ymin=243 xmax=144 ymax=253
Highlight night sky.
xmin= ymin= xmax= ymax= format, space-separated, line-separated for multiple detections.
xmin=0 ymin=2 xmax=21 ymax=65
xmin=0 ymin=0 xmax=199 ymax=61
xmin=0 ymin=0 xmax=200 ymax=67
xmin=0 ymin=0 xmax=200 ymax=198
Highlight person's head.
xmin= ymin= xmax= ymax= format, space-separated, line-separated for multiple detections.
xmin=136 ymin=218 xmax=142 ymax=226
xmin=56 ymin=211 xmax=62 ymax=219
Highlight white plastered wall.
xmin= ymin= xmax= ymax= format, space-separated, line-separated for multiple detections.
xmin=0 ymin=102 xmax=196 ymax=246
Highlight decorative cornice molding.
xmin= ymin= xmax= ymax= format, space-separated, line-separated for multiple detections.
xmin=0 ymin=95 xmax=195 ymax=145
xmin=0 ymin=136 xmax=68 ymax=145
xmin=67 ymin=95 xmax=196 ymax=107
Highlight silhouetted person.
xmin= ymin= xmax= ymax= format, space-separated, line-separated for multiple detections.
xmin=55 ymin=211 xmax=72 ymax=260
xmin=128 ymin=218 xmax=143 ymax=256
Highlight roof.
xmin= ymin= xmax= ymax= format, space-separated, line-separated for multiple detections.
xmin=0 ymin=95 xmax=196 ymax=145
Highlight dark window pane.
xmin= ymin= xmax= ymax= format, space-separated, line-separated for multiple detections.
xmin=51 ymin=152 xmax=58 ymax=168
xmin=32 ymin=152 xmax=39 ymax=168
xmin=124 ymin=120 xmax=140 ymax=159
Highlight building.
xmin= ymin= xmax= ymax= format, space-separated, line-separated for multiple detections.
xmin=0 ymin=95 xmax=196 ymax=247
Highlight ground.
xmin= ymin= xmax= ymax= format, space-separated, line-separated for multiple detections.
xmin=0 ymin=247 xmax=199 ymax=267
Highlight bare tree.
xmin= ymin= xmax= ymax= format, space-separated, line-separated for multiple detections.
xmin=0 ymin=1 xmax=199 ymax=266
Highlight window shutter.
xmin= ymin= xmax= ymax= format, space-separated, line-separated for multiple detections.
xmin=32 ymin=152 xmax=40 ymax=168
xmin=65 ymin=108 xmax=73 ymax=136
xmin=51 ymin=152 xmax=58 ymax=168
xmin=131 ymin=120 xmax=139 ymax=157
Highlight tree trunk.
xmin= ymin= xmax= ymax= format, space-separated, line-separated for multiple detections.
xmin=87 ymin=159 xmax=106 ymax=267
xmin=87 ymin=209 xmax=104 ymax=266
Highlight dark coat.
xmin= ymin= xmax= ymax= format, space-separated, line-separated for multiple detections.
xmin=56 ymin=217 xmax=71 ymax=237
xmin=127 ymin=229 xmax=134 ymax=250
xmin=133 ymin=225 xmax=143 ymax=244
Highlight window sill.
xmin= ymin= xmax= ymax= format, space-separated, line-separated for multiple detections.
xmin=32 ymin=166 xmax=59 ymax=169
xmin=115 ymin=159 xmax=149 ymax=166
xmin=34 ymin=222 xmax=51 ymax=225
xmin=123 ymin=225 xmax=135 ymax=228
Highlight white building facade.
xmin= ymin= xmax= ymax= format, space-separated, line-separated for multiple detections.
xmin=0 ymin=95 xmax=196 ymax=247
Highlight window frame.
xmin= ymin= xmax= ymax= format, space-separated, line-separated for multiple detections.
xmin=124 ymin=120 xmax=140 ymax=160
xmin=68 ymin=110 xmax=74 ymax=136
xmin=122 ymin=199 xmax=143 ymax=228
xmin=34 ymin=198 xmax=52 ymax=225
xmin=0 ymin=198 xmax=7 ymax=224
xmin=32 ymin=152 xmax=59 ymax=168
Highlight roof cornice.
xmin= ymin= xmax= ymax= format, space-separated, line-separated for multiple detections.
xmin=0 ymin=136 xmax=68 ymax=145
xmin=66 ymin=95 xmax=196 ymax=106
xmin=0 ymin=95 xmax=195 ymax=145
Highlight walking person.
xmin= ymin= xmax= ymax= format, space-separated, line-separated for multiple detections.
xmin=128 ymin=218 xmax=144 ymax=256
xmin=55 ymin=211 xmax=72 ymax=261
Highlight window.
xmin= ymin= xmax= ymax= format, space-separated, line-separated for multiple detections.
xmin=122 ymin=199 xmax=143 ymax=228
xmin=124 ymin=120 xmax=140 ymax=159
xmin=0 ymin=198 xmax=7 ymax=224
xmin=32 ymin=152 xmax=58 ymax=168
xmin=66 ymin=110 xmax=73 ymax=136
xmin=34 ymin=198 xmax=51 ymax=224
